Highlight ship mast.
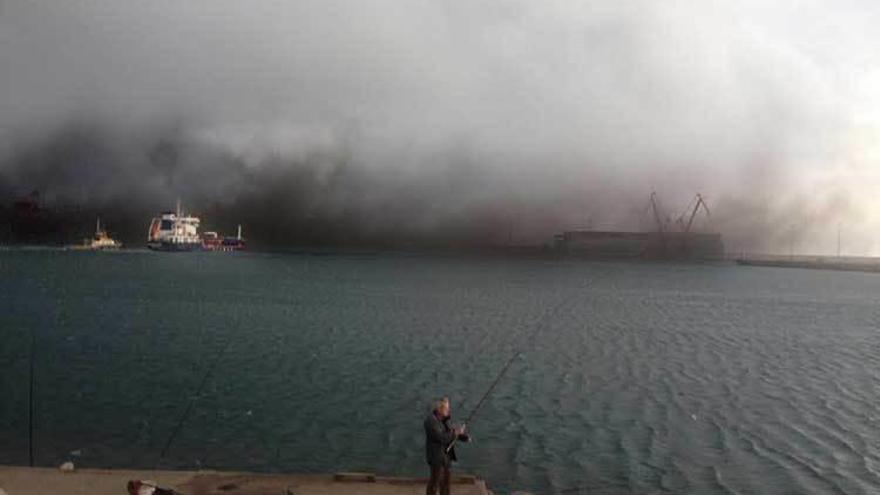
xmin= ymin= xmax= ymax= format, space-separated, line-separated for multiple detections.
xmin=176 ymin=198 xmax=182 ymax=241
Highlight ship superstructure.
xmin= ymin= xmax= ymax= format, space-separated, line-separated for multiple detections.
xmin=85 ymin=217 xmax=121 ymax=249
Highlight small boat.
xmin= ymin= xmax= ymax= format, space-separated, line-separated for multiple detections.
xmin=72 ymin=217 xmax=121 ymax=250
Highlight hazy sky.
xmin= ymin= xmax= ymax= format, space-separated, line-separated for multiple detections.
xmin=2 ymin=1 xmax=879 ymax=252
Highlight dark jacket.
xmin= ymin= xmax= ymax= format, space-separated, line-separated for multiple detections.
xmin=424 ymin=412 xmax=469 ymax=466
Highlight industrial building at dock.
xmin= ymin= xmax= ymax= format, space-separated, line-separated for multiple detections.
xmin=554 ymin=193 xmax=725 ymax=260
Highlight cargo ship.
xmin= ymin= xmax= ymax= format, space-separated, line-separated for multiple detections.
xmin=148 ymin=202 xmax=246 ymax=252
xmin=147 ymin=202 xmax=203 ymax=251
xmin=554 ymin=230 xmax=724 ymax=259
xmin=554 ymin=193 xmax=725 ymax=260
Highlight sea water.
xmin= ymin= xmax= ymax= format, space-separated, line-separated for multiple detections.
xmin=2 ymin=249 xmax=880 ymax=494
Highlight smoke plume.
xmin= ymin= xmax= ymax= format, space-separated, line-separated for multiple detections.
xmin=2 ymin=1 xmax=879 ymax=253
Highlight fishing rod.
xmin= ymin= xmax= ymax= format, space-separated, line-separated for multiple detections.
xmin=446 ymin=292 xmax=583 ymax=454
xmin=28 ymin=326 xmax=36 ymax=467
xmin=156 ymin=337 xmax=232 ymax=467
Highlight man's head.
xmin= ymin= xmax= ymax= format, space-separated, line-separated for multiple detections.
xmin=434 ymin=397 xmax=450 ymax=418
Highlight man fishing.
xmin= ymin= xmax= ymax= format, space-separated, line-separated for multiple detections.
xmin=421 ymin=300 xmax=576 ymax=494
xmin=424 ymin=397 xmax=469 ymax=495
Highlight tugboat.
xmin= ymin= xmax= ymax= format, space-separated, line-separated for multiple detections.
xmin=147 ymin=201 xmax=203 ymax=251
xmin=72 ymin=217 xmax=121 ymax=250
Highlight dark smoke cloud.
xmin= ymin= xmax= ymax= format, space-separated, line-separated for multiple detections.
xmin=0 ymin=118 xmax=564 ymax=248
xmin=2 ymin=1 xmax=879 ymax=253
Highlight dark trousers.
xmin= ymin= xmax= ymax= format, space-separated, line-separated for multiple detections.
xmin=426 ymin=463 xmax=450 ymax=495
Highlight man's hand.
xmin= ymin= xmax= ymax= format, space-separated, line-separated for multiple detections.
xmin=454 ymin=424 xmax=466 ymax=436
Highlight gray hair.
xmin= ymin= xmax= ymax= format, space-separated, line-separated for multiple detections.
xmin=431 ymin=397 xmax=450 ymax=412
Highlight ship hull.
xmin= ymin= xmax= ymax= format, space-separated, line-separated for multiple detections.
xmin=554 ymin=230 xmax=724 ymax=260
xmin=70 ymin=245 xmax=121 ymax=251
xmin=147 ymin=241 xmax=203 ymax=252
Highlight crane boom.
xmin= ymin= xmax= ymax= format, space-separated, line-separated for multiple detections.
xmin=650 ymin=192 xmax=668 ymax=254
xmin=684 ymin=194 xmax=711 ymax=233
xmin=650 ymin=192 xmax=664 ymax=233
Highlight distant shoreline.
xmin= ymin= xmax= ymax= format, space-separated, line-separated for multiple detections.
xmin=737 ymin=256 xmax=880 ymax=273
xmin=0 ymin=242 xmax=733 ymax=263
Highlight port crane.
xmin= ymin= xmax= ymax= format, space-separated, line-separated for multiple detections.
xmin=675 ymin=193 xmax=712 ymax=233
xmin=647 ymin=192 xmax=713 ymax=256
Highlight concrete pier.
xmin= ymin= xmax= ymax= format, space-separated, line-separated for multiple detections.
xmin=737 ymin=256 xmax=880 ymax=274
xmin=0 ymin=466 xmax=493 ymax=495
